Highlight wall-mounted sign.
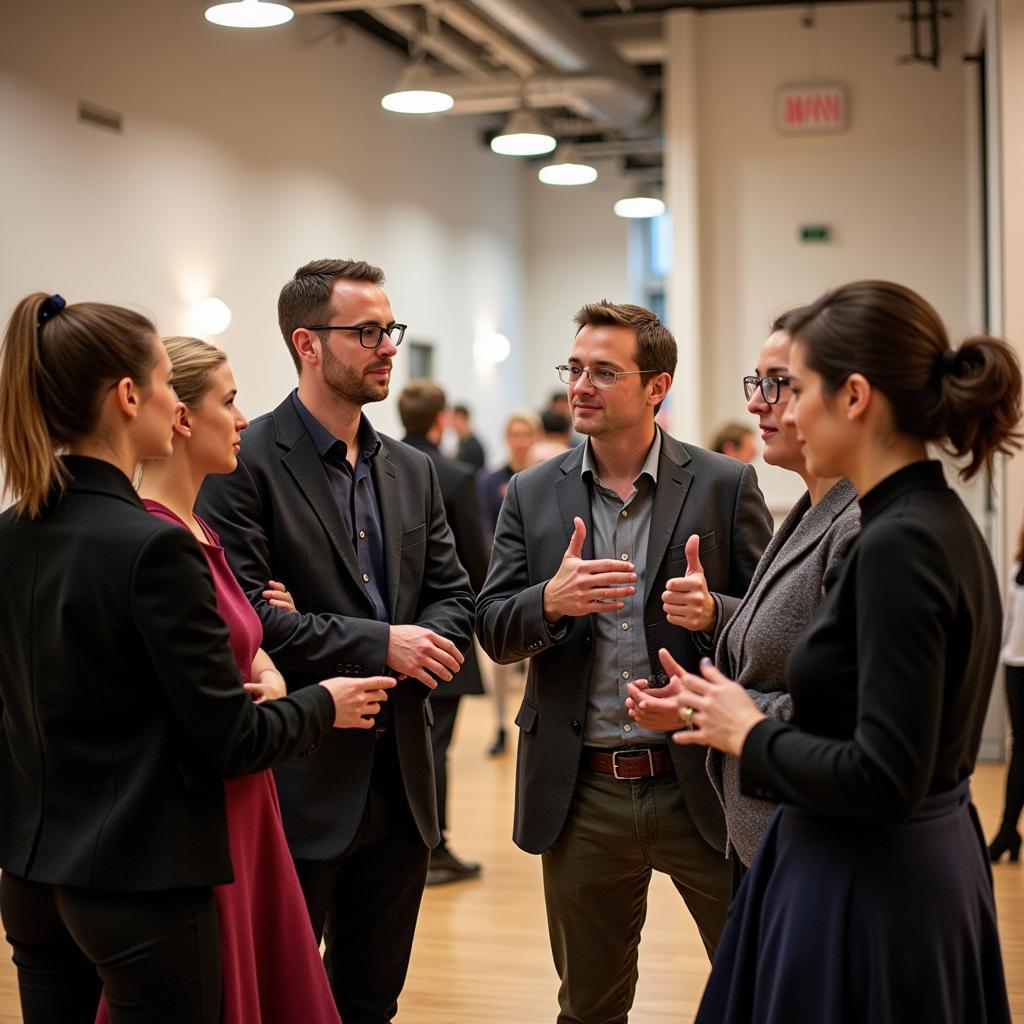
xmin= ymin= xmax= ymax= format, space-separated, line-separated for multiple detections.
xmin=799 ymin=224 xmax=833 ymax=243
xmin=777 ymin=85 xmax=848 ymax=134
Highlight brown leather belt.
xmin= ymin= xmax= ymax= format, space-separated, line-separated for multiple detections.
xmin=584 ymin=746 xmax=674 ymax=780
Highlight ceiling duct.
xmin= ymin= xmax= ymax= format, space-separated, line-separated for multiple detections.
xmin=293 ymin=0 xmax=654 ymax=129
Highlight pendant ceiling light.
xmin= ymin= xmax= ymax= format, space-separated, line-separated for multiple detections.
xmin=490 ymin=108 xmax=556 ymax=157
xmin=538 ymin=144 xmax=598 ymax=186
xmin=381 ymin=62 xmax=454 ymax=114
xmin=613 ymin=193 xmax=666 ymax=219
xmin=205 ymin=0 xmax=294 ymax=28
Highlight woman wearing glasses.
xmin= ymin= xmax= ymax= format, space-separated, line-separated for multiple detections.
xmin=672 ymin=281 xmax=1016 ymax=1022
xmin=626 ymin=309 xmax=859 ymax=874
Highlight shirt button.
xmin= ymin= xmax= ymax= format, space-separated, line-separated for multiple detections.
xmin=623 ymin=723 xmax=633 ymax=733
xmin=362 ymin=573 xmax=370 ymax=583
xmin=620 ymin=553 xmax=629 ymax=561
xmin=359 ymin=530 xmax=366 ymax=540
xmin=620 ymin=509 xmax=628 ymax=518
xmin=621 ymin=622 xmax=629 ymax=631
xmin=622 ymin=670 xmax=630 ymax=679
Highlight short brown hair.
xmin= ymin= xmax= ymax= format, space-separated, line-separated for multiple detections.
xmin=0 ymin=294 xmax=157 ymax=517
xmin=573 ymin=300 xmax=676 ymax=412
xmin=710 ymin=421 xmax=753 ymax=456
xmin=278 ymin=259 xmax=385 ymax=373
xmin=399 ymin=379 xmax=447 ymax=436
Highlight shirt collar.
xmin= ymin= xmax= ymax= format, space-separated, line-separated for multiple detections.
xmin=290 ymin=389 xmax=381 ymax=462
xmin=581 ymin=426 xmax=662 ymax=488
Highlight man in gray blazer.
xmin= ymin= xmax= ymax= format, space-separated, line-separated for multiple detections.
xmin=198 ymin=259 xmax=475 ymax=1024
xmin=476 ymin=301 xmax=772 ymax=1024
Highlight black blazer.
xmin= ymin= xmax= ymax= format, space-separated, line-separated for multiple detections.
xmin=197 ymin=397 xmax=475 ymax=858
xmin=475 ymin=432 xmax=773 ymax=855
xmin=401 ymin=434 xmax=487 ymax=698
xmin=0 ymin=457 xmax=335 ymax=891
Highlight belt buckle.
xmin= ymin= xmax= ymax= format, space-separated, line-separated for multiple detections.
xmin=611 ymin=748 xmax=653 ymax=780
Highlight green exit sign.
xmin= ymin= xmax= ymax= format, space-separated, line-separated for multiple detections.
xmin=800 ymin=224 xmax=832 ymax=243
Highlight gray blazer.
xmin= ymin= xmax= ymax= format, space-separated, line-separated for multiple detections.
xmin=709 ymin=478 xmax=860 ymax=865
xmin=476 ymin=429 xmax=774 ymax=855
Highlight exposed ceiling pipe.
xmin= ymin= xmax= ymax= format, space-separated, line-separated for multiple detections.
xmin=292 ymin=0 xmax=539 ymax=78
xmin=294 ymin=0 xmax=653 ymax=129
xmin=465 ymin=0 xmax=653 ymax=124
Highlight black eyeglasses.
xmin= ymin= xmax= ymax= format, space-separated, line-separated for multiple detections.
xmin=556 ymin=364 xmax=660 ymax=390
xmin=306 ymin=323 xmax=407 ymax=349
xmin=743 ymin=375 xmax=790 ymax=405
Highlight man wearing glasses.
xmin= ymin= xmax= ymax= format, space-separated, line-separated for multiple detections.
xmin=476 ymin=300 xmax=772 ymax=1023
xmin=198 ymin=259 xmax=475 ymax=1024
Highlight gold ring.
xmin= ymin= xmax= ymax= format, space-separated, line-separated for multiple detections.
xmin=682 ymin=705 xmax=695 ymax=730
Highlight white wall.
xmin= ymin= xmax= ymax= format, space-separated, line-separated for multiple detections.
xmin=522 ymin=161 xmax=632 ymax=411
xmin=665 ymin=1 xmax=971 ymax=510
xmin=0 ymin=0 xmax=525 ymax=450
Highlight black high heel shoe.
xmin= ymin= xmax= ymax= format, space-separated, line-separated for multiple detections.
xmin=988 ymin=826 xmax=1022 ymax=863
xmin=488 ymin=727 xmax=507 ymax=757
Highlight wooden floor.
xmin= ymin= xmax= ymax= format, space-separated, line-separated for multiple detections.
xmin=0 ymin=684 xmax=1021 ymax=1022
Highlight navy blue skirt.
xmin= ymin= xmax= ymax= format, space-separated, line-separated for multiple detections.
xmin=696 ymin=780 xmax=1010 ymax=1023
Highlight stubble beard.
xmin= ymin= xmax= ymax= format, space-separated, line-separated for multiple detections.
xmin=322 ymin=344 xmax=390 ymax=406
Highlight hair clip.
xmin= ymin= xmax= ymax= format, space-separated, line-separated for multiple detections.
xmin=36 ymin=294 xmax=66 ymax=335
xmin=938 ymin=348 xmax=958 ymax=375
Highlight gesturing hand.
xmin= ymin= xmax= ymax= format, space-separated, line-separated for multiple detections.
xmin=318 ymin=676 xmax=397 ymax=729
xmin=387 ymin=625 xmax=465 ymax=688
xmin=663 ymin=534 xmax=717 ymax=632
xmin=542 ymin=517 xmax=637 ymax=623
xmin=624 ymin=673 xmax=686 ymax=731
xmin=668 ymin=655 xmax=766 ymax=757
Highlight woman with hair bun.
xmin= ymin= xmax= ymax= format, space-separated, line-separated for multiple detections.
xmin=667 ymin=280 xmax=1018 ymax=1022
xmin=0 ymin=294 xmax=392 ymax=1023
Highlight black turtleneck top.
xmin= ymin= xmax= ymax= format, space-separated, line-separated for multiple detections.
xmin=740 ymin=460 xmax=1000 ymax=820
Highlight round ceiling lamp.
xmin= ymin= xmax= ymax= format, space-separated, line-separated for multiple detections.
xmin=538 ymin=144 xmax=598 ymax=186
xmin=613 ymin=194 xmax=666 ymax=219
xmin=490 ymin=109 xmax=556 ymax=157
xmin=381 ymin=63 xmax=454 ymax=114
xmin=205 ymin=0 xmax=294 ymax=28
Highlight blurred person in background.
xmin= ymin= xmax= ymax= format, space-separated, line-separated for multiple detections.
xmin=709 ymin=421 xmax=757 ymax=463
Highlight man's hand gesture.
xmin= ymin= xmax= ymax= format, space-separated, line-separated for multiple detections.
xmin=542 ymin=517 xmax=637 ymax=623
xmin=662 ymin=534 xmax=717 ymax=632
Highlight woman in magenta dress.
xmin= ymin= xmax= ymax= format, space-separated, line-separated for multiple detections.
xmin=99 ymin=335 xmax=353 ymax=1024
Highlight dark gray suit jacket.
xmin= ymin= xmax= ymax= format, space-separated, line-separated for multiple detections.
xmin=401 ymin=433 xmax=487 ymax=698
xmin=197 ymin=396 xmax=475 ymax=858
xmin=475 ymin=430 xmax=773 ymax=855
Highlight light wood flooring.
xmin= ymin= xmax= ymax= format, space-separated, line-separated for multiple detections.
xmin=0 ymin=684 xmax=1021 ymax=1022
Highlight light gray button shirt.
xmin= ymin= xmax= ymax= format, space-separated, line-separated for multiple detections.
xmin=581 ymin=430 xmax=666 ymax=748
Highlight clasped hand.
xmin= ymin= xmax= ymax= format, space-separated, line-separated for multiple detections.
xmin=543 ymin=517 xmax=637 ymax=622
xmin=387 ymin=624 xmax=464 ymax=688
xmin=625 ymin=648 xmax=765 ymax=757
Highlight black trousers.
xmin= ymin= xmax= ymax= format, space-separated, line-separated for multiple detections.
xmin=429 ymin=695 xmax=461 ymax=841
xmin=999 ymin=664 xmax=1024 ymax=831
xmin=0 ymin=872 xmax=220 ymax=1024
xmin=293 ymin=729 xmax=430 ymax=1024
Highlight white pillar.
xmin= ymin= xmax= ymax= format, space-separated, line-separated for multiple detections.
xmin=664 ymin=9 xmax=702 ymax=443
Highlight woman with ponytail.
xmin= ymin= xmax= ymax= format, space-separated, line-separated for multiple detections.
xmin=0 ymin=294 xmax=392 ymax=1023
xmin=666 ymin=280 xmax=1018 ymax=1022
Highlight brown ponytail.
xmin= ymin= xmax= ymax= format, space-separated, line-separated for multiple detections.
xmin=0 ymin=293 xmax=157 ymax=517
xmin=789 ymin=280 xmax=1022 ymax=480
xmin=939 ymin=335 xmax=1022 ymax=479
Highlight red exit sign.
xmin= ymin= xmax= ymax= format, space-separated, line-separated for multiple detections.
xmin=777 ymin=85 xmax=848 ymax=134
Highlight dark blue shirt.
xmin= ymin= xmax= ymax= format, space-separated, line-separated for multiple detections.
xmin=290 ymin=391 xmax=390 ymax=623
